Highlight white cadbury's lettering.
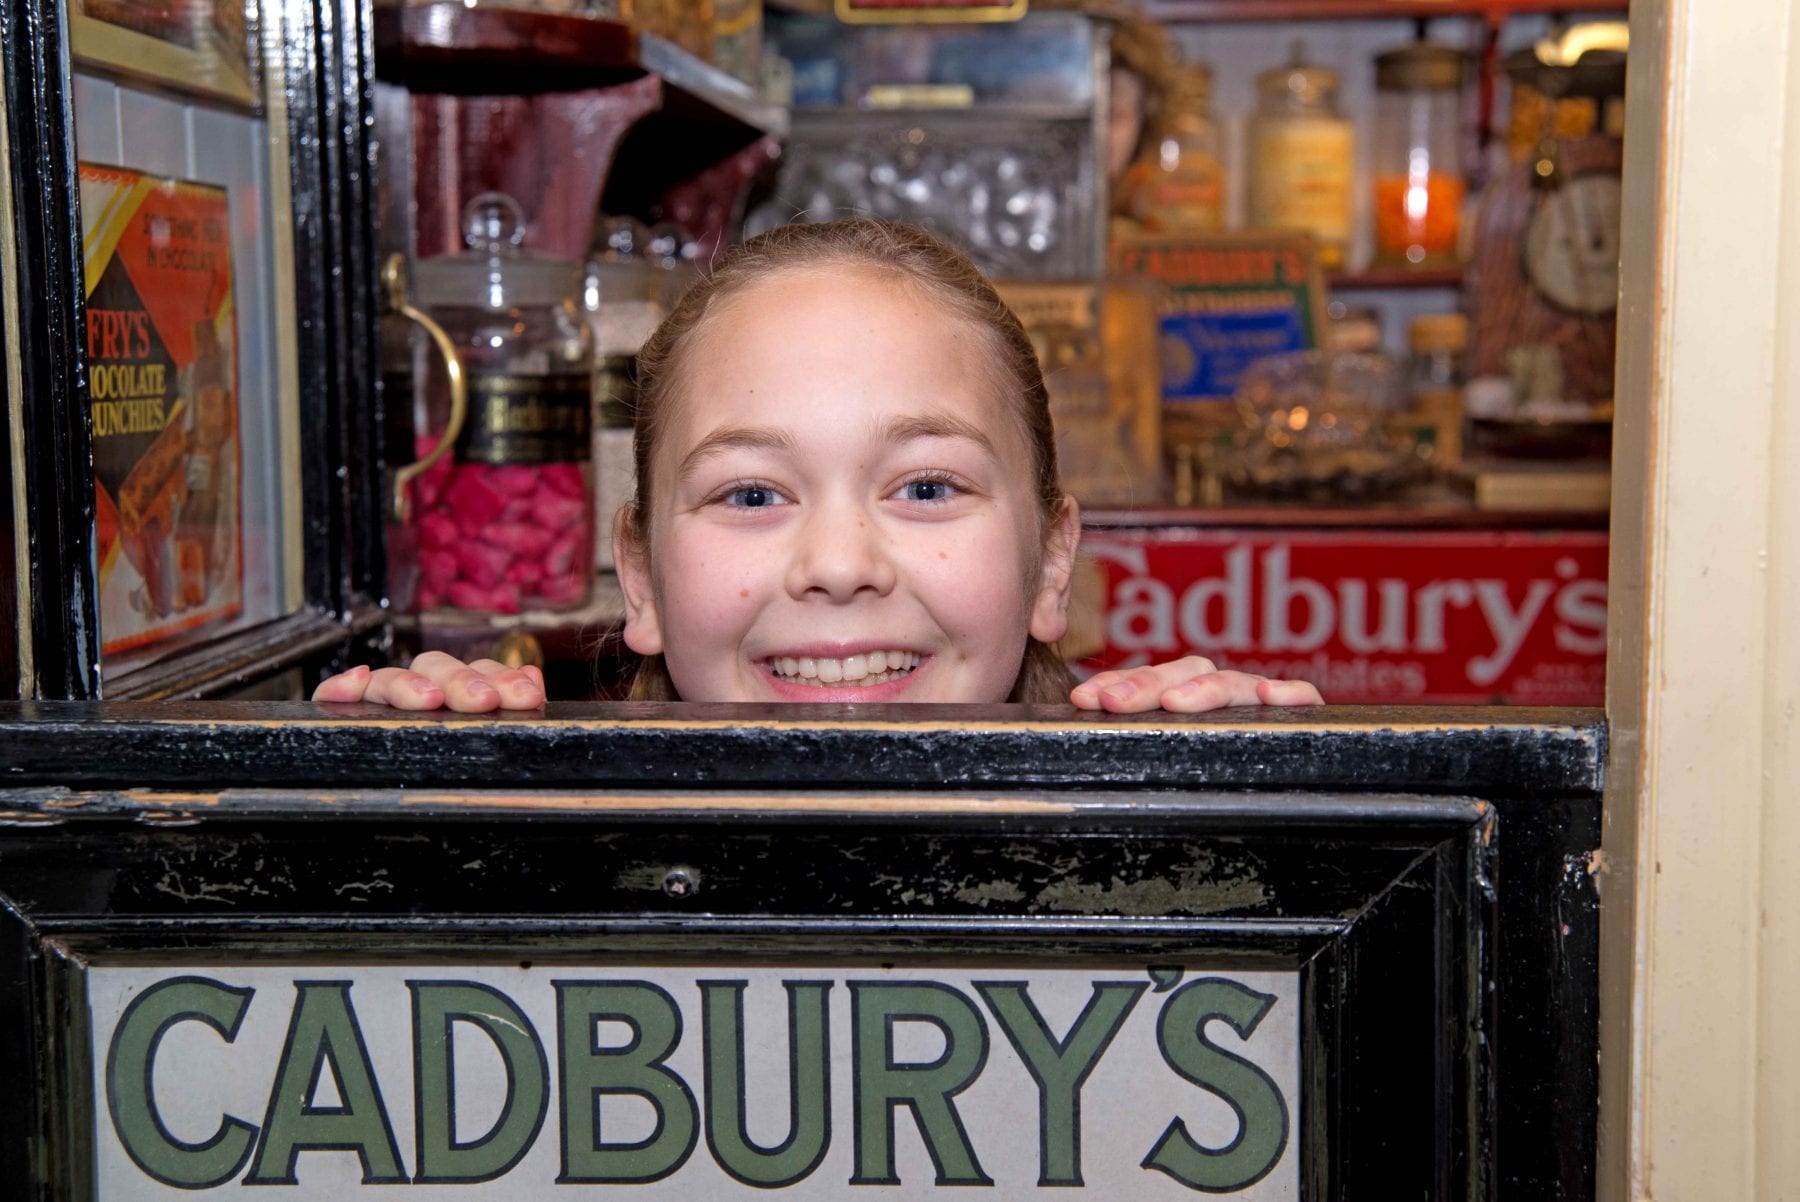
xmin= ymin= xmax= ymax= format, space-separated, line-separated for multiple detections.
xmin=1103 ymin=544 xmax=1607 ymax=682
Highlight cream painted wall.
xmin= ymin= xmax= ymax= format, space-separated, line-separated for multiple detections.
xmin=1602 ymin=0 xmax=1800 ymax=1196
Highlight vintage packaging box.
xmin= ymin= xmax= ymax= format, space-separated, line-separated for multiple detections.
xmin=80 ymin=165 xmax=243 ymax=657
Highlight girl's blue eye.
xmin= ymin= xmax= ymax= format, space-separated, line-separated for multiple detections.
xmin=899 ymin=478 xmax=957 ymax=503
xmin=724 ymin=485 xmax=787 ymax=508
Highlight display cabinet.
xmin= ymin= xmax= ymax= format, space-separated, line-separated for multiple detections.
xmin=2 ymin=0 xmax=387 ymax=700
xmin=1 ymin=0 xmax=792 ymax=700
xmin=757 ymin=11 xmax=1109 ymax=280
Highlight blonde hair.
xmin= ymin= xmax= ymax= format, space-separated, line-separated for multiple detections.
xmin=620 ymin=218 xmax=1075 ymax=704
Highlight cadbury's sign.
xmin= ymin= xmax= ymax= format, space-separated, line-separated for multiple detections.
xmin=1084 ymin=529 xmax=1608 ymax=704
xmin=91 ymin=965 xmax=1298 ymax=1198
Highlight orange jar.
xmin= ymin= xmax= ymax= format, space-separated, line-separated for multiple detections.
xmin=1372 ymin=41 xmax=1466 ymax=266
xmin=1373 ymin=172 xmax=1465 ymax=262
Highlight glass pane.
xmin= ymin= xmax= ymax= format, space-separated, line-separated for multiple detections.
xmin=1 ymin=381 xmax=17 ymax=702
xmin=64 ymin=2 xmax=304 ymax=685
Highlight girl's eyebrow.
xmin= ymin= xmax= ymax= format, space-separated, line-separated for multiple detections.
xmin=878 ymin=413 xmax=997 ymax=457
xmin=678 ymin=426 xmax=798 ymax=480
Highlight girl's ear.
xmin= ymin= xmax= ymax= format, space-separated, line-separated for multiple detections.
xmin=614 ymin=507 xmax=665 ymax=656
xmin=1028 ymin=495 xmax=1081 ymax=645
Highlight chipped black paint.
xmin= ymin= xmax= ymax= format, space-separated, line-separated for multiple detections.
xmin=0 ymin=702 xmax=1604 ymax=796
xmin=0 ymin=702 xmax=1601 ymax=1199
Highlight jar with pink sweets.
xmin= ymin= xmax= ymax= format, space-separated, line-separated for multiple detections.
xmin=403 ymin=194 xmax=595 ymax=614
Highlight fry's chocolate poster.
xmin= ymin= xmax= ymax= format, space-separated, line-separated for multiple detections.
xmin=80 ymin=165 xmax=242 ymax=656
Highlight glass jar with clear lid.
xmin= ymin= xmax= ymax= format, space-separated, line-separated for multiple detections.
xmin=1373 ymin=41 xmax=1466 ymax=266
xmin=1248 ymin=50 xmax=1355 ymax=269
xmin=1128 ymin=61 xmax=1225 ymax=233
xmin=402 ymin=193 xmax=595 ymax=614
xmin=583 ymin=216 xmax=664 ymax=571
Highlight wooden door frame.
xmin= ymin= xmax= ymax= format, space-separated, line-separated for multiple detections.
xmin=1602 ymin=0 xmax=1800 ymax=1196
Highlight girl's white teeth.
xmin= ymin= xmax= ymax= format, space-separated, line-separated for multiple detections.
xmin=772 ymin=650 xmax=920 ymax=685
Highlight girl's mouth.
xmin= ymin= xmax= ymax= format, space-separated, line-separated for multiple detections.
xmin=767 ymin=650 xmax=921 ymax=688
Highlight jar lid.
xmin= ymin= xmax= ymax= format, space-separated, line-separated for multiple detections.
xmin=1409 ymin=312 xmax=1469 ymax=353
xmin=1326 ymin=304 xmax=1383 ymax=354
xmin=1169 ymin=61 xmax=1213 ymax=107
xmin=1375 ymin=41 xmax=1466 ymax=91
xmin=1257 ymin=60 xmax=1340 ymax=106
xmin=412 ymin=193 xmax=583 ymax=310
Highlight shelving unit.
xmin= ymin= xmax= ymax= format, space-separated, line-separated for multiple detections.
xmin=1143 ymin=0 xmax=1627 ymax=333
xmin=1330 ymin=265 xmax=1465 ymax=289
xmin=374 ymin=5 xmax=787 ymax=140
xmin=1144 ymin=0 xmax=1627 ymax=23
xmin=373 ymin=2 xmax=788 ymax=261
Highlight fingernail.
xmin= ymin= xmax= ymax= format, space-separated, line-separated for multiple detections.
xmin=353 ymin=664 xmax=371 ymax=679
xmin=1170 ymin=682 xmax=1201 ymax=701
xmin=1103 ymin=682 xmax=1136 ymax=703
xmin=469 ymin=681 xmax=496 ymax=698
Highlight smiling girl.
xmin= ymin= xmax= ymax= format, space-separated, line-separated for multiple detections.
xmin=315 ymin=219 xmax=1321 ymax=713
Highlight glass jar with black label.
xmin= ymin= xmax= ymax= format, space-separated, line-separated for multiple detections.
xmin=402 ymin=194 xmax=595 ymax=614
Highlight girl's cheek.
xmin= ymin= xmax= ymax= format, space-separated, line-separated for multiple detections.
xmin=914 ymin=530 xmax=1031 ymax=618
xmin=663 ymin=530 xmax=768 ymax=610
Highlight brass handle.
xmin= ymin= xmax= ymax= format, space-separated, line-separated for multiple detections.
xmin=383 ymin=253 xmax=467 ymax=525
xmin=493 ymin=630 xmax=545 ymax=671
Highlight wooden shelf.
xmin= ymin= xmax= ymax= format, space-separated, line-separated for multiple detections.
xmin=1144 ymin=0 xmax=1627 ymax=23
xmin=374 ymin=4 xmax=786 ymax=139
xmin=1329 ymin=264 xmax=1464 ymax=289
xmin=1083 ymin=500 xmax=1608 ymax=529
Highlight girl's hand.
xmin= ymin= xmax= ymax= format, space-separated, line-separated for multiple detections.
xmin=1069 ymin=656 xmax=1324 ymax=713
xmin=311 ymin=650 xmax=546 ymax=712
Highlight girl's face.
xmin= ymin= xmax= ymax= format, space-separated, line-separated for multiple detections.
xmin=616 ymin=265 xmax=1078 ymax=703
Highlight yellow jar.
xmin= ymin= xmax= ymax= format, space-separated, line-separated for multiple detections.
xmin=1127 ymin=62 xmax=1225 ymax=233
xmin=1248 ymin=55 xmax=1354 ymax=269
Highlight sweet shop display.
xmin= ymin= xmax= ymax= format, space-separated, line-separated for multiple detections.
xmin=397 ymin=195 xmax=596 ymax=615
xmin=354 ymin=1 xmax=1628 ymax=703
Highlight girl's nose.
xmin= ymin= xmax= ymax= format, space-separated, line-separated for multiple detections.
xmin=785 ymin=502 xmax=898 ymax=602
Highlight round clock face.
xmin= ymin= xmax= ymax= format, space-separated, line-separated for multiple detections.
xmin=1524 ymin=173 xmax=1623 ymax=315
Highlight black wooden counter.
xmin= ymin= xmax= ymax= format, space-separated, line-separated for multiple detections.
xmin=0 ymin=704 xmax=1602 ymax=1201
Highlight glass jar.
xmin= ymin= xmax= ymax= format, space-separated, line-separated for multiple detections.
xmin=583 ymin=222 xmax=665 ymax=570
xmin=1248 ymin=51 xmax=1354 ymax=269
xmin=646 ymin=221 xmax=700 ymax=311
xmin=1128 ymin=61 xmax=1225 ymax=233
xmin=1230 ymin=348 xmax=1413 ymax=500
xmin=1407 ymin=312 xmax=1468 ymax=464
xmin=1373 ymin=41 xmax=1466 ymax=266
xmin=405 ymin=194 xmax=595 ymax=615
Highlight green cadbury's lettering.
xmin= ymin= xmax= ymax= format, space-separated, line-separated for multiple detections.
xmin=977 ymin=980 xmax=1148 ymax=1187
xmin=700 ymin=980 xmax=832 ymax=1187
xmin=410 ymin=981 xmax=549 ymax=1183
xmin=245 ymin=981 xmax=408 ymax=1184
xmin=105 ymin=976 xmax=260 ymax=1188
xmin=1143 ymin=977 xmax=1289 ymax=1192
xmin=555 ymin=980 xmax=698 ymax=1183
xmin=849 ymin=981 xmax=991 ymax=1186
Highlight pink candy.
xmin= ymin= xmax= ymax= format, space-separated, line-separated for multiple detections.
xmin=531 ymin=492 xmax=588 ymax=532
xmin=445 ymin=471 xmax=506 ymax=531
xmin=419 ymin=510 xmax=459 ymax=552
xmin=408 ymin=455 xmax=592 ymax=613
xmin=448 ymin=579 xmax=522 ymax=614
xmin=484 ymin=522 xmax=555 ymax=558
xmin=453 ymin=540 xmax=513 ymax=590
